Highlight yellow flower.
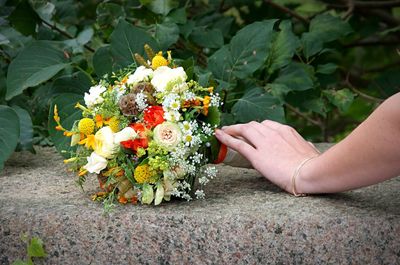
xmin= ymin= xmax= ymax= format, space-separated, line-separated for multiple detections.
xmin=79 ymin=134 xmax=96 ymax=149
xmin=134 ymin=164 xmax=157 ymax=184
xmin=202 ymin=96 xmax=211 ymax=116
xmin=105 ymin=117 xmax=119 ymax=132
xmin=152 ymin=52 xmax=168 ymax=69
xmin=78 ymin=118 xmax=95 ymax=135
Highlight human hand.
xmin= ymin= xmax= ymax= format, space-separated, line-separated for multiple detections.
xmin=215 ymin=120 xmax=320 ymax=194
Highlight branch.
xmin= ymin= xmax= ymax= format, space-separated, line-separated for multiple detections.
xmin=343 ymin=0 xmax=354 ymax=19
xmin=264 ymin=0 xmax=310 ymax=24
xmin=284 ymin=103 xmax=322 ymax=127
xmin=40 ymin=19 xmax=95 ymax=53
xmin=345 ymin=73 xmax=384 ymax=103
xmin=345 ymin=39 xmax=400 ymax=48
xmin=353 ymin=0 xmax=400 ymax=8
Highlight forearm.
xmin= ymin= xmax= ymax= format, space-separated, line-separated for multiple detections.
xmin=299 ymin=93 xmax=400 ymax=194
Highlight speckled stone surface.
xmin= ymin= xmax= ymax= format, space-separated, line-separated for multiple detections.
xmin=0 ymin=145 xmax=399 ymax=265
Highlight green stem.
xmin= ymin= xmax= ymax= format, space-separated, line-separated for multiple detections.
xmin=74 ymin=65 xmax=95 ymax=83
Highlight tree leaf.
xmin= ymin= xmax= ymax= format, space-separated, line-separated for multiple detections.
xmin=48 ymin=93 xmax=83 ymax=158
xmin=77 ymin=27 xmax=94 ymax=45
xmin=93 ymin=46 xmax=114 ymax=77
xmin=96 ymin=2 xmax=125 ymax=29
xmin=141 ymin=0 xmax=179 ymax=16
xmin=51 ymin=72 xmax=91 ymax=95
xmin=0 ymin=105 xmax=19 ymax=171
xmin=166 ymin=8 xmax=187 ymax=24
xmin=267 ymin=20 xmax=300 ymax=75
xmin=154 ymin=22 xmax=179 ymax=50
xmin=6 ymin=41 xmax=69 ymax=100
xmin=229 ymin=20 xmax=277 ymax=79
xmin=190 ymin=27 xmax=224 ymax=49
xmin=323 ymin=88 xmax=355 ymax=113
xmin=110 ymin=20 xmax=158 ymax=69
xmin=232 ymin=87 xmax=285 ymax=123
xmin=316 ymin=63 xmax=337 ymax=74
xmin=27 ymin=237 xmax=47 ymax=258
xmin=11 ymin=105 xmax=35 ymax=153
xmin=8 ymin=0 xmax=40 ymax=36
xmin=274 ymin=62 xmax=314 ymax=91
xmin=301 ymin=14 xmax=352 ymax=59
xmin=208 ymin=45 xmax=232 ymax=81
xmin=209 ymin=20 xmax=277 ymax=82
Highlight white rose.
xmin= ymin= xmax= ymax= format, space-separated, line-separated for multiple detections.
xmin=127 ymin=66 xmax=153 ymax=85
xmin=114 ymin=127 xmax=137 ymax=144
xmin=83 ymin=152 xmax=108 ymax=174
xmin=84 ymin=84 xmax=107 ymax=108
xmin=153 ymin=121 xmax=182 ymax=150
xmin=93 ymin=126 xmax=118 ymax=159
xmin=151 ymin=66 xmax=187 ymax=93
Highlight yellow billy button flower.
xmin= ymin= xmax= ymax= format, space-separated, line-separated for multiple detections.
xmin=134 ymin=164 xmax=156 ymax=184
xmin=78 ymin=118 xmax=95 ymax=135
xmin=151 ymin=52 xmax=168 ymax=69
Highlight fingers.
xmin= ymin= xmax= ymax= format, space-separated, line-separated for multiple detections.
xmin=221 ymin=122 xmax=267 ymax=147
xmin=215 ymin=129 xmax=256 ymax=160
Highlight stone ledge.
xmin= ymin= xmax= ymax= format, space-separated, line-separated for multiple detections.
xmin=0 ymin=145 xmax=399 ymax=264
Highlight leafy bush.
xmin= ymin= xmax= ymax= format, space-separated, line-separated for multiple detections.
xmin=1 ymin=0 xmax=399 ymax=169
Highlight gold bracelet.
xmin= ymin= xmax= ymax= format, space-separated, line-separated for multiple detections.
xmin=291 ymin=155 xmax=319 ymax=197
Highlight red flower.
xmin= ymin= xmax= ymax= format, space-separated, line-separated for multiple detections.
xmin=121 ymin=123 xmax=148 ymax=152
xmin=143 ymin=105 xmax=165 ymax=128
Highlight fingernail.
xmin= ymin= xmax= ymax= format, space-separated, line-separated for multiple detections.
xmin=221 ymin=126 xmax=227 ymax=130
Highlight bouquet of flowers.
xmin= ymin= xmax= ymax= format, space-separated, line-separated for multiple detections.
xmin=54 ymin=45 xmax=222 ymax=206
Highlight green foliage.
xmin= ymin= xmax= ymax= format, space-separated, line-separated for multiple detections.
xmin=48 ymin=93 xmax=83 ymax=158
xmin=0 ymin=105 xmax=19 ymax=171
xmin=1 ymin=0 xmax=399 ymax=169
xmin=11 ymin=234 xmax=47 ymax=265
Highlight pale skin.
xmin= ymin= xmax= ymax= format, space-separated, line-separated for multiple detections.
xmin=215 ymin=92 xmax=400 ymax=195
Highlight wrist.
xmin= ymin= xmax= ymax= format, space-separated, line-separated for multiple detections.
xmin=294 ymin=154 xmax=321 ymax=195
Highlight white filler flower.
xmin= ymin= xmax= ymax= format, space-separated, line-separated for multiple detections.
xmin=84 ymin=84 xmax=107 ymax=108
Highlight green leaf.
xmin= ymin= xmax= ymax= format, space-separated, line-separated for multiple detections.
xmin=208 ymin=45 xmax=232 ymax=81
xmin=301 ymin=14 xmax=352 ymax=59
xmin=12 ymin=105 xmax=35 ymax=153
xmin=232 ymin=87 xmax=285 ymax=123
xmin=6 ymin=41 xmax=69 ymax=100
xmin=96 ymin=3 xmax=125 ymax=29
xmin=141 ymin=0 xmax=179 ymax=16
xmin=27 ymin=237 xmax=47 ymax=258
xmin=190 ymin=28 xmax=224 ymax=49
xmin=110 ymin=20 xmax=158 ymax=69
xmin=267 ymin=20 xmax=300 ymax=74
xmin=209 ymin=20 xmax=277 ymax=82
xmin=324 ymin=88 xmax=355 ymax=113
xmin=49 ymin=93 xmax=83 ymax=158
xmin=295 ymin=1 xmax=327 ymax=17
xmin=52 ymin=72 xmax=91 ymax=95
xmin=166 ymin=8 xmax=187 ymax=24
xmin=93 ymin=46 xmax=114 ymax=77
xmin=8 ymin=0 xmax=40 ymax=36
xmin=274 ymin=62 xmax=314 ymax=91
xmin=316 ymin=63 xmax=337 ymax=74
xmin=0 ymin=105 xmax=20 ymax=171
xmin=77 ymin=27 xmax=94 ymax=45
xmin=303 ymin=98 xmax=327 ymax=117
xmin=229 ymin=20 xmax=277 ymax=79
xmin=155 ymin=22 xmax=179 ymax=50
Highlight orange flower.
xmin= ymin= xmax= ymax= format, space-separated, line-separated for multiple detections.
xmin=202 ymin=96 xmax=211 ymax=116
xmin=143 ymin=106 xmax=165 ymax=128
xmin=95 ymin=114 xmax=104 ymax=128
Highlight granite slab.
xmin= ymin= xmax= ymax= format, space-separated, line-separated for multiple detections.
xmin=0 ymin=145 xmax=399 ymax=264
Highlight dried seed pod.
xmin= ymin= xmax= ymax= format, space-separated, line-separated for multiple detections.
xmin=144 ymin=44 xmax=155 ymax=60
xmin=119 ymin=93 xmax=139 ymax=116
xmin=132 ymin=82 xmax=155 ymax=95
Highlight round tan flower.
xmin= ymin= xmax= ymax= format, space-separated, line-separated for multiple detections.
xmin=153 ymin=122 xmax=182 ymax=150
